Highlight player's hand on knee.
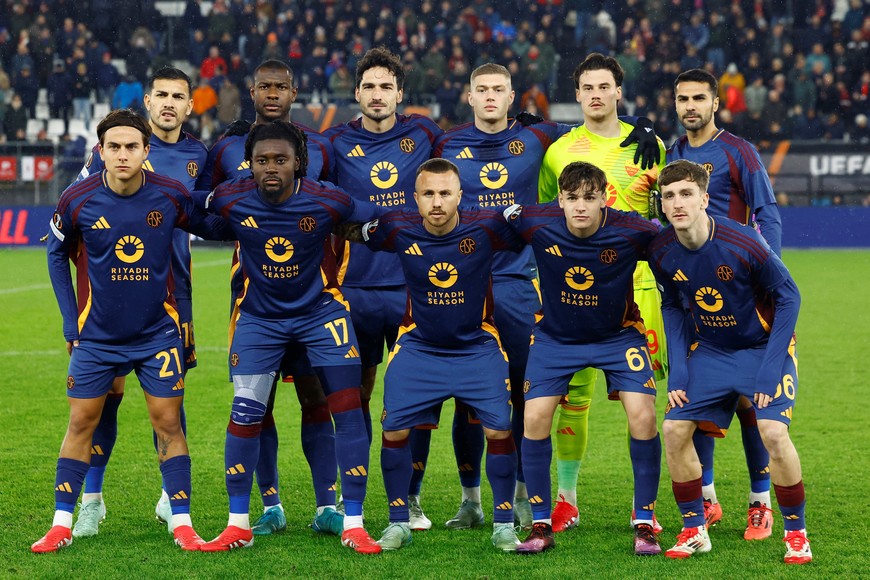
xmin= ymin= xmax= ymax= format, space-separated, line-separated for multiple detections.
xmin=754 ymin=392 xmax=772 ymax=408
xmin=667 ymin=389 xmax=688 ymax=408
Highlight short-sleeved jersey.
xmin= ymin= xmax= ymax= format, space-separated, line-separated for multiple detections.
xmin=667 ymin=130 xmax=776 ymax=227
xmin=510 ymin=203 xmax=658 ymax=342
xmin=648 ymin=216 xmax=800 ymax=394
xmin=433 ymin=119 xmax=569 ymax=280
xmin=363 ymin=205 xmax=522 ymax=347
xmin=76 ymin=131 xmax=209 ymax=302
xmin=324 ymin=114 xmax=442 ymax=287
xmin=207 ymin=177 xmax=368 ymax=318
xmin=202 ymin=122 xmax=334 ymax=189
xmin=47 ymin=171 xmax=232 ymax=345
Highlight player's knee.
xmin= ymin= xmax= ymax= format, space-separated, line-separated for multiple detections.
xmin=483 ymin=428 xmax=513 ymax=442
xmin=383 ymin=429 xmax=411 ymax=443
xmin=757 ymin=420 xmax=791 ymax=456
xmin=523 ymin=398 xmax=557 ymax=439
xmin=230 ymin=396 xmax=268 ymax=426
xmin=663 ymin=420 xmax=693 ymax=450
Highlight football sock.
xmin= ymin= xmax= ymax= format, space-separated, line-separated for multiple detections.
xmin=461 ymin=486 xmax=481 ymax=503
xmin=84 ymin=393 xmax=122 ymax=494
xmin=693 ymin=429 xmax=716 ymax=489
xmin=485 ymin=436 xmax=517 ymax=524
xmin=54 ymin=457 xmax=89 ymax=514
xmin=160 ymin=455 xmax=192 ymax=531
xmin=509 ymin=365 xmax=526 ymax=483
xmin=361 ymin=398 xmax=373 ymax=444
xmin=225 ymin=421 xmax=262 ymax=522
xmin=749 ymin=491 xmax=772 ymax=506
xmin=515 ymin=481 xmax=528 ymax=500
xmin=737 ymin=406 xmax=771 ymax=494
xmin=256 ymin=412 xmax=281 ymax=508
xmin=408 ymin=428 xmax=432 ymax=496
xmin=325 ymin=386 xmax=369 ymax=517
xmin=673 ymin=477 xmax=706 ymax=528
xmin=630 ymin=434 xmax=661 ymax=522
xmin=774 ymin=481 xmax=806 ymax=531
xmin=555 ymin=368 xmax=594 ymax=505
xmin=381 ymin=434 xmax=412 ymax=523
xmin=452 ymin=402 xmax=484 ymax=489
xmin=521 ymin=436 xmax=553 ymax=522
xmin=301 ymin=403 xmax=337 ymax=507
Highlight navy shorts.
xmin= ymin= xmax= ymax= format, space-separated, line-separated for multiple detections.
xmin=492 ymin=277 xmax=540 ymax=371
xmin=341 ymin=285 xmax=406 ymax=368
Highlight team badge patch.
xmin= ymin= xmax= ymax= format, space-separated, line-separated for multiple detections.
xmin=399 ymin=138 xmax=416 ymax=153
xmin=702 ymin=162 xmax=714 ymax=175
xmin=187 ymin=161 xmax=199 ymax=178
xmin=624 ymin=160 xmax=639 ymax=177
xmin=146 ymin=210 xmax=164 ymax=228
xmin=67 ymin=376 xmax=75 ymax=389
xmin=716 ymin=265 xmax=734 ymax=281
xmin=230 ymin=353 xmax=240 ymax=367
xmin=523 ymin=380 xmax=531 ymax=394
xmin=600 ymin=248 xmax=618 ymax=264
xmin=52 ymin=212 xmax=63 ymax=230
xmin=381 ymin=409 xmax=387 ymax=423
xmin=508 ymin=140 xmax=525 ymax=155
xmin=458 ymin=237 xmax=476 ymax=255
xmin=298 ymin=216 xmax=317 ymax=232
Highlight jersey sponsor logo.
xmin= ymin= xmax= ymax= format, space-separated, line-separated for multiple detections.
xmin=599 ymin=248 xmax=618 ymax=264
xmin=230 ymin=353 xmax=239 ymax=366
xmin=241 ymin=216 xmax=259 ymax=228
xmin=187 ymin=161 xmax=199 ymax=177
xmin=347 ymin=144 xmax=365 ymax=157
xmin=716 ymin=265 xmax=734 ymax=282
xmin=404 ymin=243 xmax=422 ymax=256
xmin=399 ymin=138 xmax=416 ymax=153
xmin=236 ymin=160 xmax=251 ymax=171
xmin=545 ymin=245 xmax=562 ymax=256
xmin=458 ymin=237 xmax=476 ymax=255
xmin=480 ymin=162 xmax=509 ymax=189
xmin=672 ymin=269 xmax=688 ymax=282
xmin=508 ymin=140 xmax=525 ymax=155
xmin=298 ymin=216 xmax=317 ymax=232
xmin=565 ymin=266 xmax=594 ymax=291
xmin=428 ymin=262 xmax=459 ymax=289
xmin=146 ymin=210 xmax=164 ymax=228
xmin=66 ymin=375 xmax=75 ymax=389
xmin=370 ymin=161 xmax=399 ymax=189
xmin=264 ymin=236 xmax=294 ymax=263
xmin=114 ymin=235 xmax=145 ymax=264
xmin=91 ymin=216 xmax=111 ymax=229
xmin=702 ymin=162 xmax=714 ymax=175
xmin=456 ymin=147 xmax=473 ymax=159
xmin=695 ymin=286 xmax=723 ymax=312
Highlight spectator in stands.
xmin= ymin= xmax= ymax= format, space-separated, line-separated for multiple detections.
xmin=208 ymin=0 xmax=236 ymax=43
xmin=191 ymin=76 xmax=218 ymax=136
xmin=822 ymin=112 xmax=846 ymax=141
xmin=850 ymin=113 xmax=870 ymax=143
xmin=126 ymin=35 xmax=151 ymax=85
xmin=182 ymin=0 xmax=208 ymax=51
xmin=421 ymin=40 xmax=448 ymax=92
xmin=3 ymin=93 xmax=27 ymax=142
xmin=71 ymin=61 xmax=93 ymax=127
xmin=47 ymin=59 xmax=72 ymax=124
xmin=719 ymin=63 xmax=747 ymax=113
xmin=95 ymin=51 xmax=120 ymax=103
xmin=10 ymin=43 xmax=35 ymax=78
xmin=216 ymin=75 xmax=240 ymax=133
xmin=112 ymin=74 xmax=144 ymax=113
xmin=200 ymin=45 xmax=228 ymax=82
xmin=304 ymin=43 xmax=329 ymax=96
xmin=12 ymin=63 xmax=39 ymax=118
xmin=0 ymin=67 xmax=10 ymax=124
xmin=853 ymin=70 xmax=870 ymax=116
xmin=805 ymin=42 xmax=832 ymax=75
xmin=521 ymin=83 xmax=549 ymax=120
xmin=744 ymin=76 xmax=767 ymax=116
xmin=328 ymin=62 xmax=354 ymax=104
xmin=763 ymin=88 xmax=789 ymax=129
xmin=791 ymin=105 xmax=825 ymax=140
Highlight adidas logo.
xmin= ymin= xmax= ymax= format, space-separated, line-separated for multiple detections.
xmin=556 ymin=427 xmax=575 ymax=436
xmin=455 ymin=147 xmax=473 ymax=159
xmin=55 ymin=482 xmax=73 ymax=493
xmin=412 ymin=461 xmax=425 ymax=471
xmin=545 ymin=245 xmax=562 ymax=257
xmin=91 ymin=445 xmax=104 ymax=455
xmin=143 ymin=160 xmax=155 ymax=172
xmin=643 ymin=378 xmax=656 ymax=390
xmin=496 ymin=501 xmax=513 ymax=510
xmin=345 ymin=465 xmax=368 ymax=476
xmin=328 ymin=484 xmax=337 ymax=491
xmin=673 ymin=269 xmax=688 ymax=282
xmin=760 ymin=466 xmax=770 ymax=474
xmin=171 ymin=490 xmax=189 ymax=501
xmin=389 ymin=498 xmax=406 ymax=508
xmin=241 ymin=216 xmax=259 ymax=228
xmin=237 ymin=161 xmax=251 ymax=170
xmin=642 ymin=502 xmax=656 ymax=511
xmin=172 ymin=378 xmax=185 ymax=391
xmin=784 ymin=514 xmax=800 ymax=520
xmin=347 ymin=145 xmax=365 ymax=157
xmin=457 ymin=463 xmax=474 ymax=472
xmin=91 ymin=216 xmax=111 ymax=229
xmin=528 ymin=496 xmax=544 ymax=505
xmin=781 ymin=407 xmax=793 ymax=419
xmin=226 ymin=463 xmax=246 ymax=475
xmin=404 ymin=243 xmax=422 ymax=256
xmin=345 ymin=346 xmax=360 ymax=359
xmin=262 ymin=487 xmax=277 ymax=497
xmin=682 ymin=511 xmax=698 ymax=518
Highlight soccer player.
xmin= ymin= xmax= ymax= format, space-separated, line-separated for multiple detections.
xmin=648 ymin=159 xmax=811 ymax=565
xmin=506 ymin=162 xmax=661 ymax=555
xmin=339 ymin=158 xmax=524 ymax=552
xmin=200 ymin=121 xmax=382 ymax=554
xmin=205 ymin=59 xmax=342 ymax=537
xmin=323 ymin=47 xmax=442 ymax=529
xmin=537 ymin=53 xmax=667 ymax=532
xmin=69 ymin=66 xmax=209 ymax=538
xmin=668 ymin=68 xmax=783 ymax=538
xmin=34 ymin=109 xmax=234 ymax=553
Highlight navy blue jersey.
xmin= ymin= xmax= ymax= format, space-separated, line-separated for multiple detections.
xmin=207 ymin=177 xmax=378 ymax=318
xmin=648 ymin=216 xmax=800 ymax=395
xmin=77 ymin=131 xmax=209 ymax=301
xmin=432 ymin=119 xmax=569 ymax=280
xmin=47 ymin=171 xmax=233 ymax=345
xmin=667 ymin=130 xmax=781 ymax=254
xmin=202 ymin=122 xmax=334 ymax=188
xmin=324 ymin=114 xmax=442 ymax=287
xmin=510 ymin=203 xmax=659 ymax=342
xmin=363 ymin=205 xmax=523 ymax=347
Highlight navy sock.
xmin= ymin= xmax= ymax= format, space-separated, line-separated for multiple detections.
xmin=452 ymin=403 xmax=484 ymax=488
xmin=737 ymin=406 xmax=771 ymax=493
xmin=328 ymin=388 xmax=369 ymax=517
xmin=486 ymin=437 xmax=517 ymax=524
xmin=361 ymin=399 xmax=373 ymax=445
xmin=84 ymin=393 xmax=122 ymax=494
xmin=256 ymin=412 xmax=281 ymax=508
xmin=225 ymin=422 xmax=261 ymax=515
xmin=693 ymin=430 xmax=716 ymax=488
xmin=774 ymin=481 xmax=806 ymax=531
xmin=381 ymin=435 xmax=412 ymax=523
xmin=301 ymin=403 xmax=337 ymax=506
xmin=629 ymin=434 xmax=661 ymax=520
xmin=673 ymin=478 xmax=706 ymax=528
xmin=160 ymin=455 xmax=192 ymax=515
xmin=509 ymin=366 xmax=526 ymax=484
xmin=521 ymin=436 xmax=553 ymax=521
xmin=408 ymin=428 xmax=431 ymax=496
xmin=55 ymin=458 xmax=90 ymax=513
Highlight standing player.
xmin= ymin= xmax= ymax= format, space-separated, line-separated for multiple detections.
xmin=33 ymin=109 xmax=234 ymax=553
xmin=537 ymin=53 xmax=667 ymax=532
xmin=200 ymin=121 xmax=382 ymax=554
xmin=340 ymin=158 xmax=524 ymax=552
xmin=648 ymin=160 xmax=811 ymax=564
xmin=70 ymin=66 xmax=209 ymax=538
xmin=507 ymin=162 xmax=661 ymax=555
xmin=323 ymin=47 xmax=442 ymax=529
xmin=205 ymin=59 xmax=343 ymax=537
xmin=668 ymin=68 xmax=783 ymax=538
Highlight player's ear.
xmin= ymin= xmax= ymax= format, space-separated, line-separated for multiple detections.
xmin=354 ymin=86 xmax=361 ymax=103
xmin=557 ymin=192 xmax=565 ymax=209
xmin=396 ymin=87 xmax=404 ymax=104
xmin=184 ymin=98 xmax=193 ymax=117
xmin=712 ymin=96 xmax=719 ymax=113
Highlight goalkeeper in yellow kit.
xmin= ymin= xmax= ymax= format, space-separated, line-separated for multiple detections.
xmin=538 ymin=53 xmax=667 ymax=533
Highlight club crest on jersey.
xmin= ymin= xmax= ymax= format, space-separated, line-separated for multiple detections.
xmin=187 ymin=161 xmax=199 ymax=177
xmin=371 ymin=161 xmax=399 ymax=189
xmin=702 ymin=162 xmax=714 ymax=175
xmin=508 ymin=140 xmax=525 ymax=155
xmin=716 ymin=265 xmax=734 ymax=282
xmin=428 ymin=262 xmax=458 ymax=289
xmin=565 ymin=266 xmax=594 ymax=291
xmin=624 ymin=160 xmax=639 ymax=177
xmin=605 ymin=182 xmax=618 ymax=207
xmin=265 ymin=236 xmax=294 ymax=263
xmin=600 ymin=248 xmax=618 ymax=264
xmin=115 ymin=235 xmax=145 ymax=263
xmin=146 ymin=210 xmax=164 ymax=228
xmin=67 ymin=375 xmax=75 ymax=389
xmin=298 ymin=216 xmax=317 ymax=232
xmin=695 ymin=286 xmax=724 ymax=312
xmin=480 ymin=162 xmax=508 ymax=189
xmin=230 ymin=353 xmax=239 ymax=367
xmin=458 ymin=237 xmax=476 ymax=255
xmin=399 ymin=138 xmax=416 ymax=153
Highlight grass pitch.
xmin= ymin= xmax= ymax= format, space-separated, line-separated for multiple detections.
xmin=1 ymin=246 xmax=866 ymax=578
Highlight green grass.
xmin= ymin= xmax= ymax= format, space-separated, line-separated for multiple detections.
xmin=1 ymin=247 xmax=866 ymax=578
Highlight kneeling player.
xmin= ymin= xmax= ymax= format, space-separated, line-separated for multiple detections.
xmin=509 ymin=162 xmax=662 ymax=555
xmin=649 ymin=160 xmax=811 ymax=564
